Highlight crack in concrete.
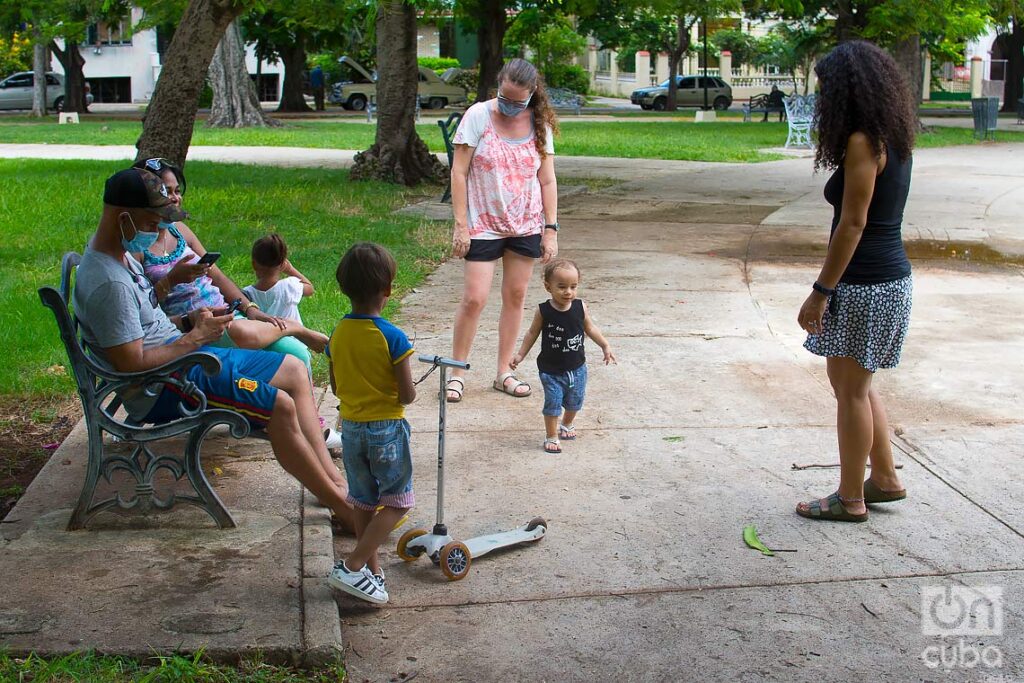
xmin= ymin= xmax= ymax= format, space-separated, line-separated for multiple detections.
xmin=892 ymin=434 xmax=1024 ymax=541
xmin=382 ymin=566 xmax=1024 ymax=612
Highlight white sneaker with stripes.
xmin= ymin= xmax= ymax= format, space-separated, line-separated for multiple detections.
xmin=328 ymin=561 xmax=389 ymax=604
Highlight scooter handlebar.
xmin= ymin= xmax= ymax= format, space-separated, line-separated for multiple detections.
xmin=418 ymin=354 xmax=470 ymax=370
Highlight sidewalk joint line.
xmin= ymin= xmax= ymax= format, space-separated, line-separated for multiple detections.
xmin=892 ymin=434 xmax=1024 ymax=541
xmin=384 ymin=566 xmax=1024 ymax=612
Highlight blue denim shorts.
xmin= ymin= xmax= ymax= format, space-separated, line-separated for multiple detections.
xmin=340 ymin=418 xmax=415 ymax=511
xmin=539 ymin=365 xmax=588 ymax=417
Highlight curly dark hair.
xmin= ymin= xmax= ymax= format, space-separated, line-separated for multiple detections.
xmin=814 ymin=40 xmax=916 ymax=171
xmin=497 ymin=58 xmax=559 ymax=159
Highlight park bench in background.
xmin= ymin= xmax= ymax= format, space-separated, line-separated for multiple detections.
xmin=742 ymin=93 xmax=787 ymax=122
xmin=438 ymin=111 xmax=463 ymax=203
xmin=547 ymin=88 xmax=585 ymax=116
xmin=39 ymin=252 xmax=249 ymax=530
xmin=783 ymin=93 xmax=816 ymax=149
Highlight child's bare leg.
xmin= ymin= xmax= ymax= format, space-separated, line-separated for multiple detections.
xmin=281 ymin=319 xmax=329 ymax=354
xmin=561 ymin=410 xmax=578 ymax=427
xmin=348 ymin=506 xmax=409 ymax=572
xmin=227 ymin=319 xmax=328 ymax=354
xmin=227 ymin=319 xmax=289 ymax=349
xmin=544 ymin=415 xmax=559 ymax=440
xmin=349 ymin=507 xmax=375 ymax=571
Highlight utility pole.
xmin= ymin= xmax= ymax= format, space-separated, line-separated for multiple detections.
xmin=702 ymin=16 xmax=709 ymax=110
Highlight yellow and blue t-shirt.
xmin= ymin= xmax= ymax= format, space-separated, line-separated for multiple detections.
xmin=328 ymin=314 xmax=414 ymax=421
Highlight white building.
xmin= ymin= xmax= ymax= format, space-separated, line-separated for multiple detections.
xmin=49 ymin=7 xmax=284 ymax=104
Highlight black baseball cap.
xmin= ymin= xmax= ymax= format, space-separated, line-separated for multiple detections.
xmin=103 ymin=168 xmax=188 ymax=222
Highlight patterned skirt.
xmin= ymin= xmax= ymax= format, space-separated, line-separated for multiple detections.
xmin=803 ymin=274 xmax=913 ymax=372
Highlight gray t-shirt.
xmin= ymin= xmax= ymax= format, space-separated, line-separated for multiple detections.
xmin=73 ymin=247 xmax=182 ymax=418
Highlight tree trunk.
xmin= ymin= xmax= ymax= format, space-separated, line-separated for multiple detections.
xmin=135 ymin=0 xmax=251 ymax=166
xmin=890 ymin=34 xmax=922 ymax=108
xmin=208 ymin=21 xmax=279 ymax=127
xmin=1001 ymin=18 xmax=1023 ymax=113
xmin=31 ymin=40 xmax=46 ymax=117
xmin=350 ymin=1 xmax=446 ymax=186
xmin=50 ymin=39 xmax=89 ymax=114
xmin=277 ymin=37 xmax=312 ymax=112
xmin=666 ymin=17 xmax=692 ymax=112
xmin=476 ymin=0 xmax=507 ymax=102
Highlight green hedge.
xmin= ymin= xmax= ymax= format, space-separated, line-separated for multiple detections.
xmin=418 ymin=57 xmax=461 ymax=74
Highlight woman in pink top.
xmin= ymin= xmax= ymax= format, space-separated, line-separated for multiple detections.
xmin=446 ymin=58 xmax=559 ymax=403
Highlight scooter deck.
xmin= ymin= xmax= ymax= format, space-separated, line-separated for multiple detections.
xmin=463 ymin=522 xmax=546 ymax=559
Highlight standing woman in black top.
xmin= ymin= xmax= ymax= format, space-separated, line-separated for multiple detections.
xmin=796 ymin=41 xmax=916 ymax=523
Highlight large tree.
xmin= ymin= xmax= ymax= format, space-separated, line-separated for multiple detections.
xmin=350 ymin=0 xmax=445 ymax=185
xmin=135 ymin=0 xmax=254 ymax=165
xmin=990 ymin=0 xmax=1023 ymax=112
xmin=207 ymin=19 xmax=279 ymax=126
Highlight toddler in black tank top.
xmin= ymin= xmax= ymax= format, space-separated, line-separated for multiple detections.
xmin=510 ymin=259 xmax=617 ymax=454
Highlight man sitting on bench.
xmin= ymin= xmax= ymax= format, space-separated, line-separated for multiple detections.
xmin=73 ymin=167 xmax=354 ymax=529
xmin=766 ymin=85 xmax=785 ymax=122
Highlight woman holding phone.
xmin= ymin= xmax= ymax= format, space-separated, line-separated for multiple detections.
xmin=129 ymin=157 xmax=327 ymax=370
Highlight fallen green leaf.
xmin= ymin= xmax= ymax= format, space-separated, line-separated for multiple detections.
xmin=743 ymin=524 xmax=774 ymax=556
xmin=662 ymin=436 xmax=685 ymax=442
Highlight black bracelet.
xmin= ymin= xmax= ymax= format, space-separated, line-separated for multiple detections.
xmin=544 ymin=223 xmax=559 ymax=232
xmin=812 ymin=281 xmax=835 ymax=297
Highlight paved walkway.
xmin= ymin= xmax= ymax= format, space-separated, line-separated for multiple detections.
xmin=2 ymin=144 xmax=1023 ymax=680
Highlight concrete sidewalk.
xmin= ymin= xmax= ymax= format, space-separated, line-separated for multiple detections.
xmin=334 ymin=148 xmax=1024 ymax=681
xmin=2 ymin=145 xmax=1023 ymax=679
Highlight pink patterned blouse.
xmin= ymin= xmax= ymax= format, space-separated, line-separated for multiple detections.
xmin=452 ymin=101 xmax=554 ymax=240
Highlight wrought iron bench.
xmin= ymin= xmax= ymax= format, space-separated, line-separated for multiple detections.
xmin=547 ymin=88 xmax=585 ymax=116
xmin=783 ymin=93 xmax=816 ymax=149
xmin=40 ymin=252 xmax=249 ymax=530
xmin=743 ymin=92 xmax=787 ymax=122
xmin=437 ymin=111 xmax=464 ymax=203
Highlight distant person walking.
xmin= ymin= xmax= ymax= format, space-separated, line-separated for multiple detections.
xmin=310 ymin=65 xmax=325 ymax=111
xmin=446 ymin=58 xmax=560 ymax=403
xmin=795 ymin=41 xmax=915 ymax=523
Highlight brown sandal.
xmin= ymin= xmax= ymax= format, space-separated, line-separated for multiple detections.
xmin=864 ymin=478 xmax=907 ymax=504
xmin=796 ymin=492 xmax=868 ymax=523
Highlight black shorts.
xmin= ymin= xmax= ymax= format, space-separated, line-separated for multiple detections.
xmin=464 ymin=234 xmax=542 ymax=262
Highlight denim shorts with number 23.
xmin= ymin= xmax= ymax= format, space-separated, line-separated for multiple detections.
xmin=340 ymin=418 xmax=415 ymax=511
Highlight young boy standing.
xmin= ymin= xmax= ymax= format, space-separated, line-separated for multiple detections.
xmin=327 ymin=242 xmax=416 ymax=605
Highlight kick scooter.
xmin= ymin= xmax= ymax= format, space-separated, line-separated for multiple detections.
xmin=397 ymin=354 xmax=547 ymax=580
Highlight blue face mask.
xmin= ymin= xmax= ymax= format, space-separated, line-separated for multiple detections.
xmin=158 ymin=221 xmax=175 ymax=230
xmin=497 ymin=93 xmax=532 ymax=117
xmin=120 ymin=213 xmax=160 ymax=253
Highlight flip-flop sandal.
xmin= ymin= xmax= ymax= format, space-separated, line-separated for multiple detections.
xmin=494 ymin=372 xmax=531 ymax=397
xmin=543 ymin=438 xmax=561 ymax=454
xmin=864 ymin=478 xmax=907 ymax=504
xmin=796 ymin=492 xmax=868 ymax=523
xmin=559 ymin=423 xmax=577 ymax=440
xmin=444 ymin=377 xmax=465 ymax=403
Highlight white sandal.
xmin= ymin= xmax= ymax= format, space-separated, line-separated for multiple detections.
xmin=445 ymin=376 xmax=465 ymax=403
xmin=493 ymin=372 xmax=531 ymax=398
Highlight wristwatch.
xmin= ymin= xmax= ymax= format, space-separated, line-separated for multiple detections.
xmin=544 ymin=223 xmax=559 ymax=232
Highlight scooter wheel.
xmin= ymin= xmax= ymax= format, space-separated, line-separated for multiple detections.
xmin=397 ymin=528 xmax=429 ymax=562
xmin=525 ymin=516 xmax=547 ymax=532
xmin=440 ymin=541 xmax=471 ymax=581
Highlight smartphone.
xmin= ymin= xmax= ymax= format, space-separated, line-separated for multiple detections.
xmin=197 ymin=251 xmax=221 ymax=266
xmin=225 ymin=298 xmax=243 ymax=315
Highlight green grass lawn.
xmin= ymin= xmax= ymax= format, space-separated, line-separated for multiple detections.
xmin=0 ymin=650 xmax=346 ymax=682
xmin=0 ymin=158 xmax=448 ymax=399
xmin=3 ymin=117 xmax=1021 ymax=163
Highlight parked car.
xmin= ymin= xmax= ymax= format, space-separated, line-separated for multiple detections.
xmin=630 ymin=75 xmax=733 ymax=111
xmin=0 ymin=71 xmax=92 ymax=112
xmin=328 ymin=56 xmax=468 ymax=111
